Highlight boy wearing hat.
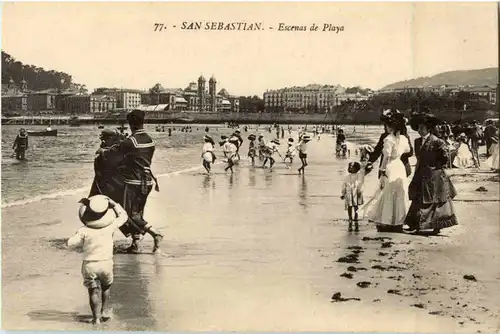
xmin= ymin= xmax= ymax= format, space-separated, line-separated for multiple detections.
xmin=67 ymin=195 xmax=128 ymax=325
xmin=297 ymin=135 xmax=310 ymax=174
xmin=98 ymin=109 xmax=163 ymax=253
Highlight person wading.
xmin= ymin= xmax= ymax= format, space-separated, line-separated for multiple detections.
xmin=98 ymin=110 xmax=163 ymax=253
xmin=12 ymin=128 xmax=29 ymax=160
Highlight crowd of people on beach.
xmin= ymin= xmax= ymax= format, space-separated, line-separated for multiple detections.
xmin=60 ymin=107 xmax=499 ymax=326
xmin=341 ymin=109 xmax=461 ymax=234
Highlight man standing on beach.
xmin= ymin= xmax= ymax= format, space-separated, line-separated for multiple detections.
xmin=99 ymin=109 xmax=163 ymax=253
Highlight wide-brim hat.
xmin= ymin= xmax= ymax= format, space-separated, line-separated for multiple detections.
xmin=380 ymin=108 xmax=402 ymax=123
xmin=364 ymin=145 xmax=374 ymax=153
xmin=410 ymin=112 xmax=441 ymax=131
xmin=288 ymin=138 xmax=294 ymax=143
xmin=78 ymin=195 xmax=115 ymax=229
xmin=204 ymin=134 xmax=214 ymax=142
xmin=248 ymin=134 xmax=256 ymax=140
xmin=271 ymin=139 xmax=280 ymax=145
xmin=302 ymin=135 xmax=311 ymax=141
xmin=458 ymin=132 xmax=467 ymax=140
xmin=221 ymin=135 xmax=228 ymax=140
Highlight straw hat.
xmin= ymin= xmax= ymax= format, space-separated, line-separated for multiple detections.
xmin=78 ymin=195 xmax=116 ymax=229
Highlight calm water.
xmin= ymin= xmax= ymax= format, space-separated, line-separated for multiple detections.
xmin=1 ymin=124 xmax=383 ymax=205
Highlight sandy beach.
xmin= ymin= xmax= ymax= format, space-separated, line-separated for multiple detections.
xmin=2 ymin=130 xmax=499 ymax=332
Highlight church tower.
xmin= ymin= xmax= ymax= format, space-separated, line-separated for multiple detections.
xmin=20 ymin=79 xmax=27 ymax=92
xmin=209 ymin=75 xmax=217 ymax=112
xmin=198 ymin=75 xmax=206 ymax=112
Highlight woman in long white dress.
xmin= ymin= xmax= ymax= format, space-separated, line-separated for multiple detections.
xmin=485 ymin=128 xmax=499 ymax=171
xmin=363 ymin=113 xmax=411 ymax=232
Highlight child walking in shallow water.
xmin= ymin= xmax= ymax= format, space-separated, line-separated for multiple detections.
xmin=67 ymin=195 xmax=128 ymax=325
xmin=201 ymin=135 xmax=216 ymax=174
xmin=297 ymin=135 xmax=311 ymax=174
xmin=341 ymin=162 xmax=365 ymax=232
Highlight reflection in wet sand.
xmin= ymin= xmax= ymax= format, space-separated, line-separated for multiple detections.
xmin=112 ymin=255 xmax=156 ymax=330
xmin=298 ymin=175 xmax=308 ymax=211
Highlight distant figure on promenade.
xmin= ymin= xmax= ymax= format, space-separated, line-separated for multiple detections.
xmin=485 ymin=127 xmax=500 ymax=172
xmin=341 ymin=161 xmax=365 ymax=232
xmin=98 ymin=110 xmax=163 ymax=253
xmin=366 ymin=109 xmax=413 ymax=178
xmin=201 ymin=135 xmax=216 ymax=174
xmin=484 ymin=120 xmax=498 ymax=158
xmin=468 ymin=121 xmax=483 ymax=168
xmin=405 ymin=113 xmax=458 ymax=234
xmin=12 ymin=128 xmax=28 ymax=160
xmin=363 ymin=111 xmax=411 ymax=233
xmin=297 ymin=135 xmax=311 ymax=174
xmin=67 ymin=195 xmax=128 ymax=325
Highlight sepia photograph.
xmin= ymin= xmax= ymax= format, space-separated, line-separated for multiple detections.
xmin=1 ymin=1 xmax=499 ymax=332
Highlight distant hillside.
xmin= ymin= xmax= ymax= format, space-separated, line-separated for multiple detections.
xmin=382 ymin=68 xmax=498 ymax=90
xmin=2 ymin=51 xmax=81 ymax=92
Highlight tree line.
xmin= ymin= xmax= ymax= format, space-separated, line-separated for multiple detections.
xmin=2 ymin=51 xmax=79 ymax=91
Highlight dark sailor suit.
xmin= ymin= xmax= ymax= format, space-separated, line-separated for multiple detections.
xmin=99 ymin=110 xmax=163 ymax=253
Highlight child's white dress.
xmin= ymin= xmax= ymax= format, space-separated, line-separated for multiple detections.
xmin=202 ymin=142 xmax=214 ymax=163
xmin=453 ymin=142 xmax=474 ymax=168
xmin=341 ymin=171 xmax=365 ymax=210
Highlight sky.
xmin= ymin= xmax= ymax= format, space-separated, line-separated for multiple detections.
xmin=1 ymin=2 xmax=498 ymax=96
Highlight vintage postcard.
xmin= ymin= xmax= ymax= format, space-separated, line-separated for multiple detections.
xmin=1 ymin=1 xmax=499 ymax=332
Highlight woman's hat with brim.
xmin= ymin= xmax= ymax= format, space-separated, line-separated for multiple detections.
xmin=271 ymin=138 xmax=280 ymax=145
xmin=302 ymin=135 xmax=311 ymax=141
xmin=410 ymin=113 xmax=441 ymax=131
xmin=248 ymin=134 xmax=256 ymax=140
xmin=78 ymin=195 xmax=115 ymax=229
xmin=204 ymin=134 xmax=214 ymax=143
xmin=458 ymin=132 xmax=467 ymax=140
xmin=221 ymin=135 xmax=228 ymax=140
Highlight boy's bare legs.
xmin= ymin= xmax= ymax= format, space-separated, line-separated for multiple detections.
xmin=101 ymin=284 xmax=112 ymax=321
xmin=88 ymin=287 xmax=102 ymax=325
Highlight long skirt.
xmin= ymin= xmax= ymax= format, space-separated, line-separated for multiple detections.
xmin=119 ymin=184 xmax=153 ymax=239
xmin=405 ymin=199 xmax=458 ymax=231
xmin=485 ymin=143 xmax=500 ymax=170
xmin=363 ymin=159 xmax=409 ymax=229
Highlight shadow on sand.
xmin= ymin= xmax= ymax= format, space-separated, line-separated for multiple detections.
xmin=27 ymin=310 xmax=93 ymax=324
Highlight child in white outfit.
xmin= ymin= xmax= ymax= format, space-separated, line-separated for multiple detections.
xmin=341 ymin=162 xmax=365 ymax=232
xmin=67 ymin=195 xmax=128 ymax=325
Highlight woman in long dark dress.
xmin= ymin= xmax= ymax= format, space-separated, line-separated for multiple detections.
xmin=405 ymin=113 xmax=458 ymax=234
xmin=88 ymin=130 xmax=125 ymax=203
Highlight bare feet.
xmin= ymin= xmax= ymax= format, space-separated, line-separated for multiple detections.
xmin=153 ymin=234 xmax=164 ymax=253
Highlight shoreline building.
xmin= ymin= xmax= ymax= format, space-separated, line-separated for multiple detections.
xmin=140 ymin=75 xmax=239 ymax=113
xmin=93 ymin=88 xmax=142 ymax=109
xmin=263 ymin=84 xmax=367 ymax=113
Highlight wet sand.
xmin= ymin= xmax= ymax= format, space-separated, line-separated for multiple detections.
xmin=2 ymin=130 xmax=499 ymax=332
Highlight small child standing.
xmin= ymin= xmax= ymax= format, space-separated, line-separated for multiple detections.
xmin=340 ymin=162 xmax=365 ymax=232
xmin=285 ymin=138 xmax=296 ymax=164
xmin=202 ymin=135 xmax=216 ymax=174
xmin=67 ymin=195 xmax=129 ymax=325
xmin=297 ymin=135 xmax=311 ymax=174
xmin=220 ymin=137 xmax=237 ymax=173
xmin=247 ymin=134 xmax=257 ymax=166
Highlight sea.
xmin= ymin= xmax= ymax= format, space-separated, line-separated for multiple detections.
xmin=1 ymin=123 xmax=383 ymax=207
